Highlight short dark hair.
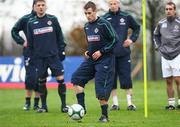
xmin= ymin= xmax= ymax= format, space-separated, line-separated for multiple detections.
xmin=84 ymin=1 xmax=96 ymax=11
xmin=33 ymin=0 xmax=46 ymax=5
xmin=166 ymin=1 xmax=176 ymax=10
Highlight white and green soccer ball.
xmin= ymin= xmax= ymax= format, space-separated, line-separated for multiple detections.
xmin=68 ymin=104 xmax=85 ymax=120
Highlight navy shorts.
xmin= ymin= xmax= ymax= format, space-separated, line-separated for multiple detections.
xmin=71 ymin=55 xmax=114 ymax=100
xmin=24 ymin=56 xmax=38 ymax=91
xmin=113 ymin=55 xmax=132 ymax=89
xmin=35 ymin=55 xmax=64 ymax=78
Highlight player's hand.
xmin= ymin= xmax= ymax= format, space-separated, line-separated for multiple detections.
xmin=92 ymin=50 xmax=102 ymax=61
xmin=123 ymin=39 xmax=133 ymax=47
xmin=59 ymin=51 xmax=65 ymax=61
xmin=23 ymin=41 xmax=27 ymax=48
xmin=84 ymin=51 xmax=90 ymax=59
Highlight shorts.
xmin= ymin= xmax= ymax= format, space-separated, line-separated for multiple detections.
xmin=35 ymin=55 xmax=64 ymax=78
xmin=24 ymin=56 xmax=38 ymax=91
xmin=161 ymin=54 xmax=180 ymax=78
xmin=71 ymin=55 xmax=114 ymax=100
xmin=113 ymin=55 xmax=132 ymax=89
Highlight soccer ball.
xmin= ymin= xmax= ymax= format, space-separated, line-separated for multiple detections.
xmin=68 ymin=104 xmax=85 ymax=120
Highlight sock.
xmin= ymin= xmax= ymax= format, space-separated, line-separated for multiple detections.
xmin=34 ymin=97 xmax=39 ymax=107
xmin=40 ymin=89 xmax=47 ymax=108
xmin=25 ymin=97 xmax=31 ymax=106
xmin=58 ymin=82 xmax=66 ymax=108
xmin=168 ymin=98 xmax=175 ymax=106
xmin=112 ymin=96 xmax=118 ymax=106
xmin=127 ymin=94 xmax=132 ymax=106
xmin=101 ymin=104 xmax=108 ymax=118
xmin=178 ymin=99 xmax=180 ymax=105
xmin=76 ymin=92 xmax=85 ymax=110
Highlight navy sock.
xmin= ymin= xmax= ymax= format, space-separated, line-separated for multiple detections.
xmin=58 ymin=83 xmax=66 ymax=108
xmin=40 ymin=90 xmax=47 ymax=108
xmin=101 ymin=104 xmax=108 ymax=118
xmin=34 ymin=97 xmax=39 ymax=107
xmin=25 ymin=97 xmax=31 ymax=106
xmin=76 ymin=92 xmax=85 ymax=110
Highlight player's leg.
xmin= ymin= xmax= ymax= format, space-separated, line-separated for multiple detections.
xmin=71 ymin=59 xmax=94 ymax=112
xmin=23 ymin=89 xmax=32 ymax=111
xmin=118 ymin=55 xmax=136 ymax=110
xmin=99 ymin=99 xmax=109 ymax=122
xmin=36 ymin=58 xmax=48 ymax=113
xmin=33 ymin=75 xmax=40 ymax=110
xmin=110 ymin=57 xmax=119 ymax=110
xmin=172 ymin=54 xmax=180 ymax=109
xmin=56 ymin=75 xmax=68 ymax=113
xmin=37 ymin=77 xmax=48 ymax=113
xmin=161 ymin=56 xmax=175 ymax=110
xmin=165 ymin=76 xmax=175 ymax=109
xmin=23 ymin=56 xmax=33 ymax=111
xmin=95 ymin=56 xmax=113 ymax=122
xmin=48 ymin=55 xmax=68 ymax=112
xmin=29 ymin=61 xmax=40 ymax=111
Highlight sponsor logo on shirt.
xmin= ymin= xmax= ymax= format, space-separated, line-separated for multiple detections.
xmin=87 ymin=35 xmax=100 ymax=42
xmin=33 ymin=26 xmax=53 ymax=35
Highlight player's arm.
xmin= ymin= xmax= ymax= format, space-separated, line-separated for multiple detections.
xmin=153 ymin=23 xmax=161 ymax=51
xmin=11 ymin=18 xmax=26 ymax=46
xmin=99 ymin=22 xmax=116 ymax=55
xmin=128 ymin=15 xmax=140 ymax=42
xmin=54 ymin=17 xmax=66 ymax=61
xmin=26 ymin=21 xmax=33 ymax=53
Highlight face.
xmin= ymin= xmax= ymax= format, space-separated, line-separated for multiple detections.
xmin=34 ymin=1 xmax=46 ymax=16
xmin=108 ymin=0 xmax=119 ymax=12
xmin=165 ymin=4 xmax=176 ymax=17
xmin=84 ymin=8 xmax=96 ymax=22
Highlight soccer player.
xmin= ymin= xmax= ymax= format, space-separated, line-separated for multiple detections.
xmin=11 ymin=0 xmax=40 ymax=111
xmin=27 ymin=0 xmax=68 ymax=113
xmin=71 ymin=1 xmax=116 ymax=122
xmin=154 ymin=1 xmax=180 ymax=110
xmin=103 ymin=0 xmax=140 ymax=111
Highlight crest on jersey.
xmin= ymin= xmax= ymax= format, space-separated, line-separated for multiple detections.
xmin=173 ymin=25 xmax=179 ymax=32
xmin=120 ymin=18 xmax=126 ymax=25
xmin=174 ymin=25 xmax=179 ymax=30
xmin=47 ymin=20 xmax=52 ymax=25
xmin=94 ymin=28 xmax=99 ymax=33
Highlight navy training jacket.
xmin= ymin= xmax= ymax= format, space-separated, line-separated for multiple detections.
xmin=11 ymin=11 xmax=36 ymax=57
xmin=103 ymin=9 xmax=140 ymax=56
xmin=27 ymin=14 xmax=66 ymax=58
xmin=84 ymin=17 xmax=116 ymax=57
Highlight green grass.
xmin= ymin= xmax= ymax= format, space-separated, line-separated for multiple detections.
xmin=0 ymin=80 xmax=180 ymax=127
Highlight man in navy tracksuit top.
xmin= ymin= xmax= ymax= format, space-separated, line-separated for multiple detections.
xmin=71 ymin=1 xmax=116 ymax=122
xmin=103 ymin=0 xmax=140 ymax=111
xmin=27 ymin=0 xmax=67 ymax=113
xmin=11 ymin=1 xmax=40 ymax=111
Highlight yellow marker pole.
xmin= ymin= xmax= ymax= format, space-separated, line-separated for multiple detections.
xmin=142 ymin=0 xmax=148 ymax=118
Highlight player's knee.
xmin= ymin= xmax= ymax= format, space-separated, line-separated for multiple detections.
xmin=74 ymin=85 xmax=84 ymax=94
xmin=57 ymin=79 xmax=66 ymax=94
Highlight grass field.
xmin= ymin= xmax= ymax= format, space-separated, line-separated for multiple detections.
xmin=0 ymin=80 xmax=180 ymax=127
